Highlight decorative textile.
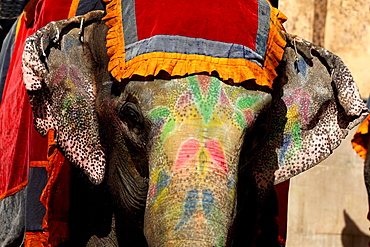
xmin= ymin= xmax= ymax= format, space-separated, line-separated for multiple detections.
xmin=24 ymin=232 xmax=49 ymax=247
xmin=0 ymin=12 xmax=33 ymax=202
xmin=22 ymin=1 xmax=103 ymax=245
xmin=352 ymin=114 xmax=370 ymax=159
xmin=26 ymin=166 xmax=48 ymax=231
xmin=0 ymin=0 xmax=103 ymax=246
xmin=24 ymin=132 xmax=71 ymax=247
xmin=0 ymin=0 xmax=77 ymax=205
xmin=0 ymin=0 xmax=73 ymax=245
xmin=0 ymin=21 xmax=17 ymax=102
xmin=102 ymin=0 xmax=287 ymax=88
xmin=0 ymin=0 xmax=30 ymax=18
xmin=39 ymin=137 xmax=71 ymax=246
xmin=0 ymin=0 xmax=76 ymax=205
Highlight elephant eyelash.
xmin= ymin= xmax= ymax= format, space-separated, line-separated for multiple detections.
xmin=119 ymin=102 xmax=144 ymax=129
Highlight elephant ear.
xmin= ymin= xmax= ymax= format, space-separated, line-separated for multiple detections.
xmin=22 ymin=10 xmax=108 ymax=184
xmin=251 ymin=33 xmax=368 ymax=191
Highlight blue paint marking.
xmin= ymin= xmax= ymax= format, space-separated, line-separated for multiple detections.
xmin=149 ymin=118 xmax=166 ymax=140
xmin=294 ymin=57 xmax=307 ymax=77
xmin=202 ymin=189 xmax=214 ymax=220
xmin=279 ymin=132 xmax=292 ymax=166
xmin=65 ymin=37 xmax=81 ymax=49
xmin=175 ymin=189 xmax=199 ymax=231
xmin=155 ymin=170 xmax=170 ymax=197
xmin=227 ymin=179 xmax=236 ymax=190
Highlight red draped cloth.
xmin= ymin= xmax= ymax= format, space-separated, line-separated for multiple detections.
xmin=0 ymin=0 xmax=78 ymax=245
xmin=0 ymin=0 xmax=75 ymax=206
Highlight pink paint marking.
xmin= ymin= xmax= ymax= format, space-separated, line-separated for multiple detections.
xmin=300 ymin=93 xmax=311 ymax=124
xmin=54 ymin=64 xmax=79 ymax=84
xmin=198 ymin=75 xmax=211 ymax=95
xmin=175 ymin=139 xmax=201 ymax=170
xmin=284 ymin=95 xmax=293 ymax=106
xmin=243 ymin=109 xmax=254 ymax=125
xmin=205 ymin=140 xmax=228 ymax=173
xmin=219 ymin=89 xmax=230 ymax=105
xmin=148 ymin=184 xmax=156 ymax=198
xmin=284 ymin=89 xmax=312 ymax=125
xmin=176 ymin=91 xmax=194 ymax=109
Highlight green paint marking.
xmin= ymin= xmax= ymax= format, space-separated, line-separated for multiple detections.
xmin=189 ymin=76 xmax=203 ymax=106
xmin=62 ymin=94 xmax=74 ymax=112
xmin=202 ymin=77 xmax=221 ymax=123
xmin=214 ymin=204 xmax=225 ymax=247
xmin=291 ymin=122 xmax=302 ymax=149
xmin=216 ymin=235 xmax=225 ymax=247
xmin=149 ymin=107 xmax=174 ymax=144
xmin=234 ymin=111 xmax=246 ymax=129
xmin=61 ymin=95 xmax=88 ymax=130
xmin=156 ymin=170 xmax=169 ymax=195
xmin=149 ymin=107 xmax=171 ymax=120
xmin=283 ymin=122 xmax=303 ymax=161
xmin=199 ymin=150 xmax=207 ymax=174
xmin=236 ymin=96 xmax=260 ymax=110
xmin=160 ymin=117 xmax=175 ymax=142
xmin=188 ymin=76 xmax=221 ymax=124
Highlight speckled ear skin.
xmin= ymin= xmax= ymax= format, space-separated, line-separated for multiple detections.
xmin=22 ymin=11 xmax=108 ymax=184
xmin=251 ymin=33 xmax=368 ymax=197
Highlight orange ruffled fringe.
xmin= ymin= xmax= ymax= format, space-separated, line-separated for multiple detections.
xmin=102 ymin=0 xmax=287 ymax=89
xmin=352 ymin=115 xmax=370 ymax=159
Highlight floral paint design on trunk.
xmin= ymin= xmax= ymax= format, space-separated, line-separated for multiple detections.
xmin=143 ymin=75 xmax=271 ymax=245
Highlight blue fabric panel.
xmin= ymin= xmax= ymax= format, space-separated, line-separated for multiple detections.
xmin=0 ymin=20 xmax=17 ymax=103
xmin=25 ymin=167 xmax=47 ymax=231
xmin=125 ymin=35 xmax=264 ymax=66
xmin=76 ymin=0 xmax=104 ymax=16
xmin=122 ymin=0 xmax=138 ymax=45
xmin=256 ymin=0 xmax=271 ymax=57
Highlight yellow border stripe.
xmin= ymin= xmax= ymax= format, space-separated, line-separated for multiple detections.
xmin=68 ymin=0 xmax=80 ymax=18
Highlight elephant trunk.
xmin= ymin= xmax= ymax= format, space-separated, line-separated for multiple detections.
xmin=144 ymin=138 xmax=239 ymax=246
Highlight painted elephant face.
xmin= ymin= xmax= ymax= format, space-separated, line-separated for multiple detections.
xmin=101 ymin=75 xmax=271 ymax=245
xmin=22 ymin=11 xmax=367 ymax=246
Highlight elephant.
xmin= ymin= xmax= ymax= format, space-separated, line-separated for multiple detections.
xmin=21 ymin=9 xmax=367 ymax=247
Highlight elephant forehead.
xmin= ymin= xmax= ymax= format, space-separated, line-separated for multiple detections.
xmin=126 ymin=75 xmax=271 ymax=114
xmin=124 ymin=75 xmax=271 ymax=161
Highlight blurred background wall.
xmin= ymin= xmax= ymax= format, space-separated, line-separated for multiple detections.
xmin=279 ymin=1 xmax=370 ymax=246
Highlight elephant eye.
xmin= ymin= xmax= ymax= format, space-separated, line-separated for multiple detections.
xmin=120 ymin=102 xmax=144 ymax=129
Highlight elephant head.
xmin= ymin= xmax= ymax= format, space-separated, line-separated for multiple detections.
xmin=22 ymin=10 xmax=367 ymax=246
